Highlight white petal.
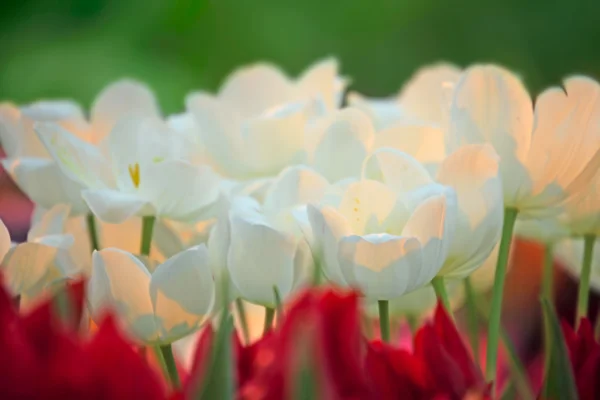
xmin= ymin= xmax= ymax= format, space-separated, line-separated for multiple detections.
xmin=150 ymin=245 xmax=215 ymax=343
xmin=313 ymin=108 xmax=375 ymax=182
xmin=91 ymin=79 xmax=160 ymax=142
xmin=362 ymin=148 xmax=434 ymax=194
xmin=399 ymin=63 xmax=461 ymax=126
xmin=401 ymin=192 xmax=456 ymax=289
xmin=152 ymin=219 xmax=186 ymax=259
xmin=2 ymin=242 xmax=59 ymax=296
xmin=21 ymin=100 xmax=90 ymax=139
xmin=89 ymin=248 xmax=157 ymax=342
xmin=307 ymin=205 xmax=352 ymax=286
xmin=0 ymin=103 xmax=23 ymax=158
xmin=338 ymin=180 xmax=397 ymax=235
xmin=346 ymin=93 xmax=408 ymax=130
xmin=297 ymin=57 xmax=344 ymax=112
xmin=186 ymin=93 xmax=245 ymax=178
xmin=436 ymin=145 xmax=503 ymax=277
xmin=337 ymin=234 xmax=422 ymax=300
xmin=218 ymin=63 xmax=294 ymax=117
xmin=27 ymin=204 xmax=70 ymax=240
xmin=263 ymin=166 xmax=329 ymax=213
xmin=373 ymin=124 xmax=446 ymax=165
xmin=0 ymin=219 xmax=10 ymax=262
xmin=228 ymin=214 xmax=296 ymax=306
xmin=449 ymin=65 xmax=533 ymax=205
xmin=82 ymin=189 xmax=149 ymax=224
xmin=35 ymin=122 xmax=113 ymax=188
xmin=2 ymin=158 xmax=89 ymax=214
xmin=139 ymin=160 xmax=220 ymax=222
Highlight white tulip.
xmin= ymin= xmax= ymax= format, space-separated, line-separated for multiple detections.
xmin=348 ymin=63 xmax=461 ymax=130
xmin=308 ymin=176 xmax=457 ymax=300
xmin=555 ymin=237 xmax=600 ymax=293
xmin=0 ymin=80 xmax=161 ymax=215
xmin=0 ymin=205 xmax=75 ymax=307
xmin=186 ymin=58 xmax=346 ymax=180
xmin=515 ymin=218 xmax=570 ymax=245
xmin=35 ymin=114 xmax=220 ymax=224
xmin=449 ymin=67 xmax=600 ymax=218
xmin=363 ymin=145 xmax=503 ymax=279
xmin=88 ymin=245 xmax=215 ymax=344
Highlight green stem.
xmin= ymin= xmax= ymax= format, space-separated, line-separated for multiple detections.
xmin=431 ymin=276 xmax=453 ymax=321
xmin=378 ymin=300 xmax=390 ymax=342
xmin=541 ymin=243 xmax=554 ymax=300
xmin=464 ymin=277 xmax=480 ymax=362
xmin=140 ymin=215 xmax=156 ymax=256
xmin=406 ymin=314 xmax=418 ymax=335
xmin=263 ymin=307 xmax=275 ymax=335
xmin=152 ymin=346 xmax=169 ymax=382
xmin=86 ymin=213 xmax=100 ymax=251
xmin=160 ymin=344 xmax=181 ymax=388
xmin=235 ymin=298 xmax=250 ymax=344
xmin=576 ymin=234 xmax=596 ymax=328
xmin=486 ymin=207 xmax=518 ymax=384
xmin=273 ymin=286 xmax=283 ymax=329
xmin=312 ymin=260 xmax=322 ymax=286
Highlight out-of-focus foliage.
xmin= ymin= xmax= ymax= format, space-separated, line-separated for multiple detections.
xmin=1 ymin=0 xmax=600 ymax=114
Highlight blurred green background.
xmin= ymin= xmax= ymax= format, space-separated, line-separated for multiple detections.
xmin=2 ymin=0 xmax=600 ymax=114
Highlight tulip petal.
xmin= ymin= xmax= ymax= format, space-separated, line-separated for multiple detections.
xmin=338 ymin=180 xmax=397 ymax=235
xmin=89 ymin=248 xmax=157 ymax=342
xmin=313 ymin=108 xmax=375 ymax=182
xmin=0 ymin=103 xmax=23 ymax=158
xmin=346 ymin=93 xmax=408 ymax=130
xmin=298 ymin=57 xmax=344 ymax=111
xmin=337 ymin=234 xmax=422 ymax=300
xmin=436 ymin=144 xmax=503 ymax=277
xmin=150 ymin=245 xmax=215 ymax=343
xmin=21 ymin=100 xmax=90 ymax=139
xmin=91 ymin=79 xmax=160 ymax=141
xmin=449 ymin=65 xmax=533 ymax=205
xmin=373 ymin=124 xmax=446 ymax=166
xmin=139 ymin=160 xmax=220 ymax=222
xmin=35 ymin=122 xmax=113 ymax=188
xmin=82 ymin=189 xmax=149 ymax=224
xmin=362 ymin=148 xmax=434 ymax=194
xmin=218 ymin=63 xmax=294 ymax=117
xmin=27 ymin=204 xmax=70 ymax=241
xmin=0 ymin=219 xmax=10 ymax=262
xmin=263 ymin=166 xmax=330 ymax=212
xmin=2 ymin=242 xmax=60 ymax=295
xmin=402 ymin=192 xmax=456 ymax=289
xmin=228 ymin=215 xmax=296 ymax=306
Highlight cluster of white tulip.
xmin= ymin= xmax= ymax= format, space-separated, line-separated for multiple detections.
xmin=2 ymin=59 xmax=600 ymax=381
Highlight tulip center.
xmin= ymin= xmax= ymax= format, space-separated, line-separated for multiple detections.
xmin=128 ymin=163 xmax=140 ymax=188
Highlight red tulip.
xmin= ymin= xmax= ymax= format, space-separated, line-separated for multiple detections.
xmin=562 ymin=318 xmax=600 ymax=400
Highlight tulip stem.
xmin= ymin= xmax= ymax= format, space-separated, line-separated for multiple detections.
xmin=464 ymin=277 xmax=480 ymax=362
xmin=152 ymin=346 xmax=169 ymax=382
xmin=235 ymin=298 xmax=250 ymax=344
xmin=86 ymin=213 xmax=100 ymax=251
xmin=378 ymin=300 xmax=390 ymax=342
xmin=273 ymin=286 xmax=283 ymax=329
xmin=140 ymin=216 xmax=156 ymax=256
xmin=432 ymin=277 xmax=453 ymax=321
xmin=486 ymin=207 xmax=518 ymax=384
xmin=160 ymin=344 xmax=181 ymax=388
xmin=541 ymin=243 xmax=554 ymax=300
xmin=576 ymin=234 xmax=596 ymax=328
xmin=406 ymin=314 xmax=418 ymax=335
xmin=263 ymin=307 xmax=275 ymax=335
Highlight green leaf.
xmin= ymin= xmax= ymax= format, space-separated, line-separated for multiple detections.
xmin=541 ymin=298 xmax=579 ymax=400
xmin=197 ymin=313 xmax=234 ymax=400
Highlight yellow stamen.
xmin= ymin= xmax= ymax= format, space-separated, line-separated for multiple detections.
xmin=128 ymin=163 xmax=140 ymax=188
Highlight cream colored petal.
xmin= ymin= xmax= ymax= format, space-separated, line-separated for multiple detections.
xmin=313 ymin=108 xmax=375 ymax=182
xmin=402 ymin=192 xmax=457 ymax=289
xmin=449 ymin=64 xmax=533 ymax=205
xmin=346 ymin=93 xmax=408 ymax=130
xmin=0 ymin=103 xmax=23 ymax=158
xmin=89 ymin=248 xmax=157 ymax=342
xmin=228 ymin=214 xmax=296 ymax=306
xmin=91 ymin=79 xmax=160 ymax=142
xmin=338 ymin=180 xmax=397 ymax=235
xmin=27 ymin=204 xmax=70 ymax=240
xmin=2 ymin=158 xmax=89 ymax=215
xmin=218 ymin=63 xmax=294 ymax=117
xmin=21 ymin=100 xmax=90 ymax=140
xmin=263 ymin=166 xmax=329 ymax=213
xmin=297 ymin=57 xmax=344 ymax=112
xmin=0 ymin=219 xmax=11 ymax=263
xmin=373 ymin=124 xmax=446 ymax=165
xmin=436 ymin=145 xmax=503 ymax=277
xmin=35 ymin=122 xmax=113 ymax=189
xmin=150 ymin=245 xmax=215 ymax=343
xmin=362 ymin=148 xmax=434 ymax=194
xmin=337 ymin=234 xmax=422 ymax=300
xmin=307 ymin=204 xmax=352 ymax=286
xmin=82 ymin=189 xmax=149 ymax=224
xmin=2 ymin=242 xmax=60 ymax=296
